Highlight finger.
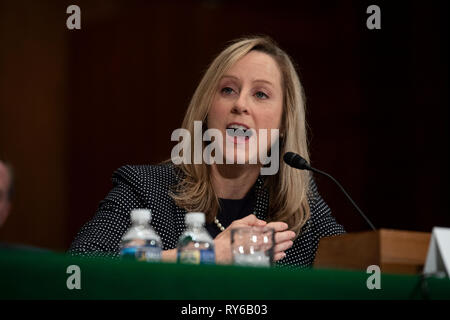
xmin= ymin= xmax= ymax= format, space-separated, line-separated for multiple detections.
xmin=274 ymin=230 xmax=296 ymax=244
xmin=274 ymin=252 xmax=286 ymax=262
xmin=265 ymin=221 xmax=289 ymax=232
xmin=236 ymin=214 xmax=267 ymax=227
xmin=273 ymin=240 xmax=293 ymax=254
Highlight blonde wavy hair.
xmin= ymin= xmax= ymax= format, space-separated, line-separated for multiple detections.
xmin=170 ymin=36 xmax=311 ymax=236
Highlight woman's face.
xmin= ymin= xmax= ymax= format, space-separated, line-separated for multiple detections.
xmin=207 ymin=51 xmax=283 ymax=165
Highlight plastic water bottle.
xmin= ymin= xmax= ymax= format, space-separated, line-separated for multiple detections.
xmin=177 ymin=212 xmax=215 ymax=265
xmin=119 ymin=209 xmax=162 ymax=262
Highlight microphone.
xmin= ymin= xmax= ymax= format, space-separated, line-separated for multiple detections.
xmin=283 ymin=152 xmax=376 ymax=231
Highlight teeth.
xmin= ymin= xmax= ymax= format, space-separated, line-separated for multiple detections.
xmin=226 ymin=125 xmax=253 ymax=137
xmin=227 ymin=124 xmax=248 ymax=130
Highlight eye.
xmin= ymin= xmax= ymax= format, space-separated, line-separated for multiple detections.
xmin=221 ymin=87 xmax=235 ymax=95
xmin=255 ymin=91 xmax=269 ymax=99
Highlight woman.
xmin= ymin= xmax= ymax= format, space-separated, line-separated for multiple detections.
xmin=69 ymin=36 xmax=345 ymax=267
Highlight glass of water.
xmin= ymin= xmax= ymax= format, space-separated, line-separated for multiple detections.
xmin=231 ymin=226 xmax=275 ymax=267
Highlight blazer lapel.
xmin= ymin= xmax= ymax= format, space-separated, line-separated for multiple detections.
xmin=253 ymin=176 xmax=269 ymax=221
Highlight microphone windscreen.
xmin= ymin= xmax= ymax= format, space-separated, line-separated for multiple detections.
xmin=283 ymin=152 xmax=309 ymax=170
xmin=283 ymin=152 xmax=296 ymax=166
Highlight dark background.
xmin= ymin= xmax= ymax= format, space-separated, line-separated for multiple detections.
xmin=0 ymin=0 xmax=448 ymax=251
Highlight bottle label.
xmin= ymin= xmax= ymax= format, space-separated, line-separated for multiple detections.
xmin=178 ymin=249 xmax=215 ymax=265
xmin=120 ymin=245 xmax=161 ymax=262
xmin=200 ymin=249 xmax=215 ymax=264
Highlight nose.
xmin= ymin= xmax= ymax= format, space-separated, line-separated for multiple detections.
xmin=231 ymin=94 xmax=248 ymax=114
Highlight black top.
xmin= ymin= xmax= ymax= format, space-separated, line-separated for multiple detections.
xmin=206 ymin=190 xmax=255 ymax=238
xmin=68 ymin=163 xmax=346 ymax=268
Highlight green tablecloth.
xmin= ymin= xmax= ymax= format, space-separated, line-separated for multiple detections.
xmin=0 ymin=248 xmax=449 ymax=300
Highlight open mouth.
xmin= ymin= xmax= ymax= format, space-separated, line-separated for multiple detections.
xmin=226 ymin=123 xmax=253 ymax=138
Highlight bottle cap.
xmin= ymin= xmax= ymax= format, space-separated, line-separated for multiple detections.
xmin=130 ymin=209 xmax=151 ymax=225
xmin=185 ymin=212 xmax=205 ymax=225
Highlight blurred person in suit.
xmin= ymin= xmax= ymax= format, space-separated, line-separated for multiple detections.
xmin=0 ymin=158 xmax=50 ymax=251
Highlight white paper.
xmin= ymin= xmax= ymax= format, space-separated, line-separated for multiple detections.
xmin=424 ymin=227 xmax=450 ymax=277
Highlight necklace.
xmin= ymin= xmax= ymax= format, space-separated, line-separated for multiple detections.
xmin=214 ymin=217 xmax=225 ymax=232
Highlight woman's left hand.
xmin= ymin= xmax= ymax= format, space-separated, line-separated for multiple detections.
xmin=265 ymin=221 xmax=296 ymax=261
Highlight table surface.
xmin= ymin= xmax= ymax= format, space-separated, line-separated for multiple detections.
xmin=1 ymin=247 xmax=449 ymax=300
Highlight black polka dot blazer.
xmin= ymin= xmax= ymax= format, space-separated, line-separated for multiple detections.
xmin=69 ymin=163 xmax=345 ymax=267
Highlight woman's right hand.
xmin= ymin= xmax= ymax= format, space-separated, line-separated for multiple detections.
xmin=214 ymin=214 xmax=296 ymax=265
xmin=214 ymin=214 xmax=267 ymax=264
